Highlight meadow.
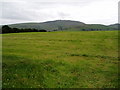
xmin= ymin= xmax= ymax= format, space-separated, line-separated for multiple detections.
xmin=2 ymin=31 xmax=119 ymax=88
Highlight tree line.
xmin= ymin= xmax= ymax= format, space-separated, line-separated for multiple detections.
xmin=1 ymin=25 xmax=47 ymax=34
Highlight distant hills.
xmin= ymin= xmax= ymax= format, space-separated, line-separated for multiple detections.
xmin=109 ymin=23 xmax=120 ymax=29
xmin=2 ymin=20 xmax=120 ymax=31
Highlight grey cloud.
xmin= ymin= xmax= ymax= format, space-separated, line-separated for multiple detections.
xmin=118 ymin=1 xmax=120 ymax=23
xmin=1 ymin=2 xmax=61 ymax=24
xmin=1 ymin=0 xmax=118 ymax=25
xmin=57 ymin=12 xmax=70 ymax=19
xmin=2 ymin=2 xmax=34 ymax=20
xmin=2 ymin=0 xmax=100 ymax=3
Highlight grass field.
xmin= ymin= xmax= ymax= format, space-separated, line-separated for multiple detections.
xmin=2 ymin=31 xmax=119 ymax=88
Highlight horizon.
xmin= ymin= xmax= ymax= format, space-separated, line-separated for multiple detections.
xmin=0 ymin=0 xmax=119 ymax=25
xmin=0 ymin=19 xmax=119 ymax=26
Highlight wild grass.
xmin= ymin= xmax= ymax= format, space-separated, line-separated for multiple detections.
xmin=2 ymin=31 xmax=119 ymax=88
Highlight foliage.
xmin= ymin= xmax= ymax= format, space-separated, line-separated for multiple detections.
xmin=2 ymin=25 xmax=47 ymax=34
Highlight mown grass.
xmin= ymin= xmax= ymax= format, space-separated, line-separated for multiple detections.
xmin=2 ymin=31 xmax=119 ymax=88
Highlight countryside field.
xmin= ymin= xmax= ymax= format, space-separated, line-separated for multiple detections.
xmin=2 ymin=31 xmax=119 ymax=88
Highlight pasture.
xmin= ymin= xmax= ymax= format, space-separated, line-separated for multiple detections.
xmin=2 ymin=31 xmax=119 ymax=88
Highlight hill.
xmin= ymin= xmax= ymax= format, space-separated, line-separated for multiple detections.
xmin=67 ymin=24 xmax=114 ymax=31
xmin=2 ymin=20 xmax=118 ymax=31
xmin=8 ymin=20 xmax=85 ymax=31
xmin=109 ymin=23 xmax=120 ymax=30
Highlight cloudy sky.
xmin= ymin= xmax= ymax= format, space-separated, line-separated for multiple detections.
xmin=0 ymin=0 xmax=119 ymax=25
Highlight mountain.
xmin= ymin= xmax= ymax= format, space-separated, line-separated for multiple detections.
xmin=8 ymin=20 xmax=85 ymax=31
xmin=4 ymin=20 xmax=118 ymax=31
xmin=67 ymin=24 xmax=114 ymax=31
xmin=109 ymin=23 xmax=120 ymax=30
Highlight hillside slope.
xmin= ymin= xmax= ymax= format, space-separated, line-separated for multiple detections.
xmin=5 ymin=20 xmax=118 ymax=31
xmin=9 ymin=20 xmax=85 ymax=31
xmin=109 ymin=23 xmax=120 ymax=30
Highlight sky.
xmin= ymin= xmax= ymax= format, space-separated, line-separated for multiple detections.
xmin=0 ymin=0 xmax=119 ymax=25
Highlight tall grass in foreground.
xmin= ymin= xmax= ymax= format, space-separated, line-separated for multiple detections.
xmin=2 ymin=31 xmax=119 ymax=88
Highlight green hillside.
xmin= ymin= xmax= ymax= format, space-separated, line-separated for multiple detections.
xmin=66 ymin=24 xmax=114 ymax=31
xmin=9 ymin=20 xmax=85 ymax=31
xmin=7 ymin=20 xmax=116 ymax=31
xmin=2 ymin=31 xmax=119 ymax=88
xmin=109 ymin=23 xmax=120 ymax=30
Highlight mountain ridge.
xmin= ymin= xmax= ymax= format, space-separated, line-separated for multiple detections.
xmin=2 ymin=20 xmax=119 ymax=31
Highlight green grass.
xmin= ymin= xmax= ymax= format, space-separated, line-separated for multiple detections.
xmin=2 ymin=31 xmax=119 ymax=88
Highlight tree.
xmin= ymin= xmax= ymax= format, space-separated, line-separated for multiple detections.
xmin=39 ymin=29 xmax=47 ymax=32
xmin=12 ymin=28 xmax=19 ymax=33
xmin=2 ymin=25 xmax=12 ymax=33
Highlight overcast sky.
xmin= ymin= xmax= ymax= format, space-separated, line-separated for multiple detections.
xmin=0 ymin=0 xmax=119 ymax=25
